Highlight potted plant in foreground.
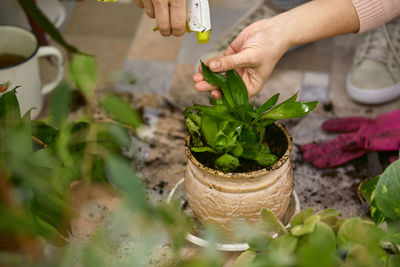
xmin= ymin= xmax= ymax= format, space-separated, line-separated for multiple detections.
xmin=184 ymin=62 xmax=317 ymax=236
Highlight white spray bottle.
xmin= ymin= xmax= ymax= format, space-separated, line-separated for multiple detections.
xmin=186 ymin=0 xmax=211 ymax=43
xmin=98 ymin=0 xmax=211 ymax=43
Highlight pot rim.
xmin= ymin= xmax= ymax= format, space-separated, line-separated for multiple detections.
xmin=185 ymin=121 xmax=293 ymax=178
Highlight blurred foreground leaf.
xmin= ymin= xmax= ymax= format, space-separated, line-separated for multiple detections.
xmin=69 ymin=54 xmax=97 ymax=96
xmin=18 ymin=0 xmax=80 ymax=53
xmin=101 ymin=95 xmax=142 ymax=129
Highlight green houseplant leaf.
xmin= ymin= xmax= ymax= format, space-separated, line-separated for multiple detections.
xmin=101 ymin=94 xmax=142 ymax=129
xmin=227 ymin=69 xmax=248 ymax=106
xmin=201 ymin=115 xmax=218 ymax=148
xmin=260 ymin=208 xmax=286 ymax=235
xmin=69 ymin=54 xmax=98 ymax=96
xmin=374 ymin=159 xmax=400 ymax=220
xmin=255 ymin=93 xmax=279 ymax=114
xmin=215 ymin=154 xmax=240 ymax=172
xmin=201 ymin=61 xmax=235 ymax=108
xmin=0 ymin=88 xmax=21 ymax=130
xmin=18 ymin=0 xmax=80 ymax=54
xmin=291 ymin=214 xmax=321 ymax=236
xmin=185 ymin=62 xmax=317 ymax=172
xmin=257 ymin=99 xmax=318 ymax=121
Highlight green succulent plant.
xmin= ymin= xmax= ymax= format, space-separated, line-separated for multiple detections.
xmin=184 ymin=62 xmax=318 ymax=172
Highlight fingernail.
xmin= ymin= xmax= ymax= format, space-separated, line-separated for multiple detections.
xmin=210 ymin=61 xmax=221 ymax=70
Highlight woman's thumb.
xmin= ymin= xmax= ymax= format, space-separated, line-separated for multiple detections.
xmin=208 ymin=52 xmax=250 ymax=72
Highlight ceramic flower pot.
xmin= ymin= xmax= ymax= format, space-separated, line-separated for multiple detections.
xmin=184 ymin=122 xmax=293 ymax=234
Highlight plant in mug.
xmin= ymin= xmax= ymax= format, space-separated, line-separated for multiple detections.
xmin=184 ymin=62 xmax=317 ymax=172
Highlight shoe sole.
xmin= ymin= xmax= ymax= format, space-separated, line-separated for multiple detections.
xmin=346 ymin=74 xmax=400 ymax=105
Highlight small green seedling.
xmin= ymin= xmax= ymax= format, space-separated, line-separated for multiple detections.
xmin=184 ymin=62 xmax=317 ymax=172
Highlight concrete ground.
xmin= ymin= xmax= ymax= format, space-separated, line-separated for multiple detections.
xmin=37 ymin=0 xmax=399 ymax=264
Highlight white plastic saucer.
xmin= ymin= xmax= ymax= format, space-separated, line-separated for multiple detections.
xmin=167 ymin=178 xmax=301 ymax=252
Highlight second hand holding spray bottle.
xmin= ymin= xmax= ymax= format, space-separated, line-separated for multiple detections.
xmin=98 ymin=0 xmax=211 ymax=44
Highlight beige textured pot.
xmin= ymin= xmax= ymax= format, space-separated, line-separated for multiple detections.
xmin=184 ymin=122 xmax=293 ymax=234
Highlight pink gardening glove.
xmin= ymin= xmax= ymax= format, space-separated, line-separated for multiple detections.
xmin=300 ymin=110 xmax=400 ymax=168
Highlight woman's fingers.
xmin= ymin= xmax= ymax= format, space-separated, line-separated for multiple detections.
xmin=170 ymin=0 xmax=186 ymax=36
xmin=142 ymin=0 xmax=155 ymax=18
xmin=193 ymin=80 xmax=219 ymax=92
xmin=134 ymin=0 xmax=144 ymax=8
xmin=193 ymin=68 xmax=219 ymax=92
xmin=153 ymin=0 xmax=171 ymax=36
xmin=134 ymin=0 xmax=186 ymax=37
xmin=211 ymin=90 xmax=222 ymax=99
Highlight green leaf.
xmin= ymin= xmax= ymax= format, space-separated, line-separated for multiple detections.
xmin=191 ymin=146 xmax=218 ymax=154
xmin=374 ymin=159 xmax=400 ymax=220
xmin=241 ymin=143 xmax=271 ymax=160
xmin=107 ymin=123 xmax=132 ymax=149
xmin=201 ymin=62 xmax=235 ymax=108
xmin=247 ymin=233 xmax=273 ymax=251
xmin=31 ymin=121 xmax=58 ymax=147
xmin=236 ymin=104 xmax=254 ymax=123
xmin=0 ymin=89 xmax=21 ymax=130
xmin=232 ymin=250 xmax=256 ymax=267
xmin=31 ymin=191 xmax=76 ymax=238
xmin=297 ymin=222 xmax=337 ymax=267
xmin=51 ymin=83 xmax=71 ymax=127
xmin=254 ymin=153 xmax=277 ymax=166
xmin=186 ymin=117 xmax=201 ymax=136
xmin=290 ymin=207 xmax=314 ymax=226
xmin=255 ymin=93 xmax=279 ymax=114
xmin=269 ymin=233 xmax=298 ymax=256
xmin=291 ymin=215 xmax=320 ymax=236
xmin=69 ymin=54 xmax=97 ymax=95
xmin=227 ymin=69 xmax=248 ymax=106
xmin=214 ymin=135 xmax=237 ymax=153
xmin=360 ymin=176 xmax=380 ymax=203
xmin=239 ymin=125 xmax=258 ymax=145
xmin=308 ymin=222 xmax=336 ymax=252
xmin=188 ymin=103 xmax=236 ymax=121
xmin=187 ymin=113 xmax=202 ymax=126
xmin=231 ymin=143 xmax=243 ymax=157
xmin=95 ymin=122 xmax=125 ymax=155
xmin=105 ymin=156 xmax=152 ymax=213
xmin=260 ymin=208 xmax=287 ymax=235
xmin=388 ymin=255 xmax=400 ymax=267
xmin=337 ymin=217 xmax=382 ymax=250
xmin=256 ymin=93 xmax=317 ymax=121
xmin=101 ymin=94 xmax=142 ymax=129
xmin=201 ymin=115 xmax=218 ymax=148
xmin=215 ymin=154 xmax=240 ymax=172
xmin=18 ymin=0 xmax=80 ymax=53
xmin=317 ymin=209 xmax=342 ymax=228
xmin=258 ymin=101 xmax=318 ymax=121
xmin=30 ymin=148 xmax=61 ymax=169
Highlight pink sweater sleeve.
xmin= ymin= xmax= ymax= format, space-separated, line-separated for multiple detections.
xmin=351 ymin=0 xmax=400 ymax=32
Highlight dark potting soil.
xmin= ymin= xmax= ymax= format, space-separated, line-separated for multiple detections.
xmin=192 ymin=123 xmax=289 ymax=173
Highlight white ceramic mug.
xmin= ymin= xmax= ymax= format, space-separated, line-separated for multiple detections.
xmin=0 ymin=25 xmax=64 ymax=118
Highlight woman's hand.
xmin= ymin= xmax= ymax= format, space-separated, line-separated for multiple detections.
xmin=192 ymin=0 xmax=359 ymax=98
xmin=134 ymin=0 xmax=186 ymax=36
xmin=192 ymin=18 xmax=290 ymax=99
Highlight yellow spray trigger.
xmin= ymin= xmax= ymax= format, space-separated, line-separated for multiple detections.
xmin=196 ymin=31 xmax=210 ymax=44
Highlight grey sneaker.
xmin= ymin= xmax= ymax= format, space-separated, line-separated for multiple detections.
xmin=346 ymin=17 xmax=400 ymax=105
